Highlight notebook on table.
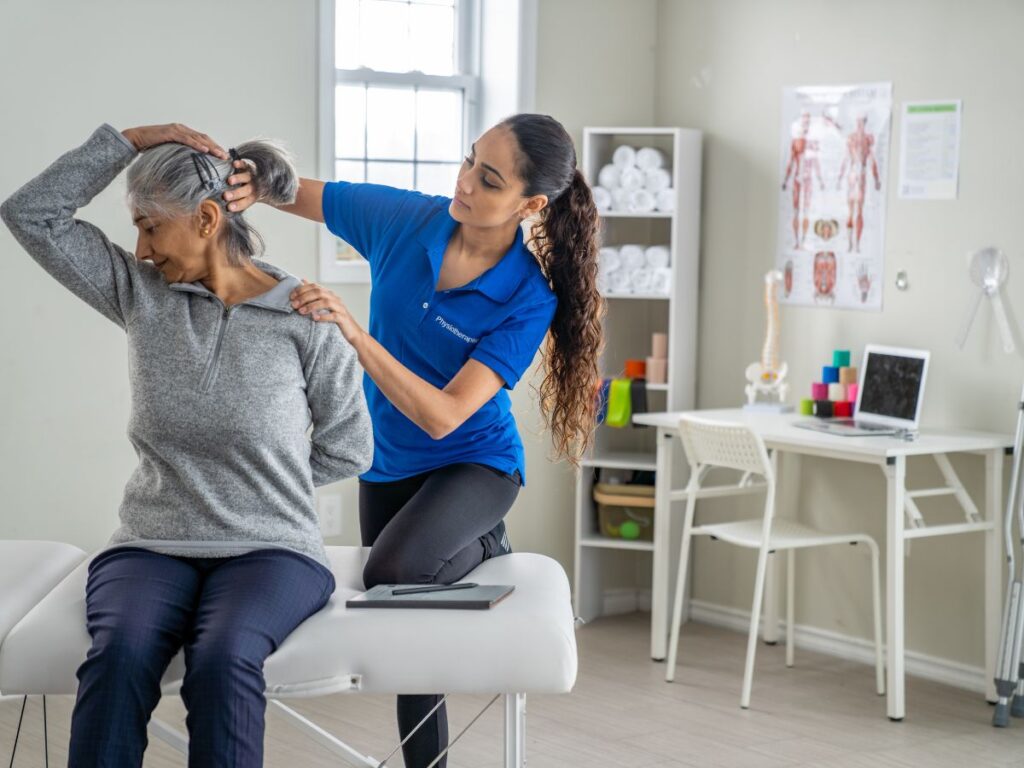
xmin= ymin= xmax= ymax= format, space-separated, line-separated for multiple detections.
xmin=346 ymin=584 xmax=515 ymax=610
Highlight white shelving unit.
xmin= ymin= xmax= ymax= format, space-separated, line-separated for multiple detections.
xmin=573 ymin=126 xmax=703 ymax=623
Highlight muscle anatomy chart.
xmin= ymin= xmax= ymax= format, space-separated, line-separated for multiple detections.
xmin=776 ymin=83 xmax=892 ymax=311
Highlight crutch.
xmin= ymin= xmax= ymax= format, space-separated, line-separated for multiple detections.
xmin=993 ymin=379 xmax=1024 ymax=727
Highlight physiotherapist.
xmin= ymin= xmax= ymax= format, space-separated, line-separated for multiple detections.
xmin=229 ymin=113 xmax=603 ymax=768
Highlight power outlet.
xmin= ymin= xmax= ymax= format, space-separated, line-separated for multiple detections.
xmin=318 ymin=493 xmax=343 ymax=537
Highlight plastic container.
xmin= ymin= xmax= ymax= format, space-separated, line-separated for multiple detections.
xmin=593 ymin=482 xmax=655 ymax=541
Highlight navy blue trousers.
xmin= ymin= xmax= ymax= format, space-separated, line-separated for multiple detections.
xmin=67 ymin=546 xmax=335 ymax=768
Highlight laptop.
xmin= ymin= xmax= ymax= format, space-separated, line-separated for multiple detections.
xmin=794 ymin=345 xmax=930 ymax=437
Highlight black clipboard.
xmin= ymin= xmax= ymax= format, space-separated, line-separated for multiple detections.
xmin=346 ymin=584 xmax=515 ymax=610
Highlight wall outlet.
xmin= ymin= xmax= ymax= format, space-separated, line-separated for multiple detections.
xmin=318 ymin=493 xmax=343 ymax=537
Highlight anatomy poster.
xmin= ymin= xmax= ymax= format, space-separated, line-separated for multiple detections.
xmin=776 ymin=83 xmax=892 ymax=311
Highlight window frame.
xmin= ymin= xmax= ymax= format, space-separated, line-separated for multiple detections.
xmin=317 ymin=0 xmax=481 ymax=284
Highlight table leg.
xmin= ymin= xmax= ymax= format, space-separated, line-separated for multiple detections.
xmin=985 ymin=449 xmax=1004 ymax=703
xmin=884 ymin=455 xmax=907 ymax=721
xmin=651 ymin=428 xmax=676 ymax=661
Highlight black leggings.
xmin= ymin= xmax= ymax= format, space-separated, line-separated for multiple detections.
xmin=359 ymin=462 xmax=521 ymax=768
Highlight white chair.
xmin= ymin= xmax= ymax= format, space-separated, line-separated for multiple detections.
xmin=665 ymin=416 xmax=885 ymax=709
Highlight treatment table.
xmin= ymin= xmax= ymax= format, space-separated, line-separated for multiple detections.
xmin=0 ymin=541 xmax=578 ymax=767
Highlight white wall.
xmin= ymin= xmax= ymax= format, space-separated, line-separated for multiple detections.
xmin=655 ymin=0 xmax=1024 ymax=668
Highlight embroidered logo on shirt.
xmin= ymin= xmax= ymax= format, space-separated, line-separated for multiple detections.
xmin=434 ymin=315 xmax=478 ymax=344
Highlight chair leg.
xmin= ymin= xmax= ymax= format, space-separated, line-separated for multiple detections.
xmin=868 ymin=540 xmax=886 ymax=695
xmin=666 ymin=493 xmax=698 ymax=682
xmin=786 ymin=549 xmax=795 ymax=668
xmin=742 ymin=544 xmax=772 ymax=709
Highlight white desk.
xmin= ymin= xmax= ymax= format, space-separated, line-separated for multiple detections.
xmin=632 ymin=408 xmax=1012 ymax=721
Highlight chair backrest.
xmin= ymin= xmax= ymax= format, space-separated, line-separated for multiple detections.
xmin=677 ymin=416 xmax=774 ymax=480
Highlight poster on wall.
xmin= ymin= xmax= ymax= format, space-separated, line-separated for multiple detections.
xmin=776 ymin=82 xmax=892 ymax=311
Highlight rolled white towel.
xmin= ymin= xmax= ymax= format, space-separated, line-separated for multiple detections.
xmin=610 ymin=187 xmax=631 ymax=211
xmin=619 ymin=166 xmax=645 ymax=191
xmin=598 ymin=246 xmax=621 ymax=273
xmin=597 ymin=164 xmax=621 ymax=189
xmin=630 ymin=189 xmax=656 ymax=213
xmin=612 ymin=145 xmax=637 ymax=169
xmin=607 ymin=269 xmax=631 ymax=294
xmin=592 ymin=186 xmax=612 ymax=212
xmin=655 ymin=188 xmax=676 ymax=212
xmin=636 ymin=147 xmax=666 ymax=170
xmin=644 ymin=245 xmax=670 ymax=269
xmin=620 ymin=244 xmax=646 ymax=271
xmin=630 ymin=268 xmax=655 ymax=294
xmin=651 ymin=267 xmax=673 ymax=295
xmin=644 ymin=167 xmax=671 ymax=192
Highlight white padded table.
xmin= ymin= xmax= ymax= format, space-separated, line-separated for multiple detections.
xmin=0 ymin=545 xmax=578 ymax=767
xmin=0 ymin=540 xmax=86 ymax=655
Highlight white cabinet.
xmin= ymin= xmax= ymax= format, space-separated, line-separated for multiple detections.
xmin=573 ymin=126 xmax=702 ymax=623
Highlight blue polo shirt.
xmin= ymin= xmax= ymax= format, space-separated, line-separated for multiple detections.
xmin=322 ymin=181 xmax=557 ymax=485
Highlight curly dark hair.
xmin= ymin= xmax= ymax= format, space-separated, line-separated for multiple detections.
xmin=500 ymin=114 xmax=605 ymax=467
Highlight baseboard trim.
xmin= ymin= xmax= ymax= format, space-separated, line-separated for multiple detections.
xmin=602 ymin=589 xmax=987 ymax=695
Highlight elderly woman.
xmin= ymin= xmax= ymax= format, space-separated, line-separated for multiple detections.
xmin=1 ymin=123 xmax=373 ymax=767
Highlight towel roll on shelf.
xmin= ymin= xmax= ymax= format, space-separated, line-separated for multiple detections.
xmin=612 ymin=144 xmax=637 ymax=169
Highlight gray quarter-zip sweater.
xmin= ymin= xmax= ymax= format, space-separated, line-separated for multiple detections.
xmin=1 ymin=124 xmax=373 ymax=568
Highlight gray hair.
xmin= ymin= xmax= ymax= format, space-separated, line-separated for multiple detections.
xmin=126 ymin=138 xmax=298 ymax=266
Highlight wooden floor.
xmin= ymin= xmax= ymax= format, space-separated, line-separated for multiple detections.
xmin=2 ymin=613 xmax=1022 ymax=767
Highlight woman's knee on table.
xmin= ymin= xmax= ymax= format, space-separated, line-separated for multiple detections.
xmin=363 ymin=544 xmax=438 ymax=588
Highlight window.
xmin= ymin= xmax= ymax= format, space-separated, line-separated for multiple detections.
xmin=319 ymin=0 xmax=480 ymax=282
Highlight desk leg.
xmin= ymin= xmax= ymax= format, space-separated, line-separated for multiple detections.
xmin=884 ymin=456 xmax=907 ymax=721
xmin=651 ymin=428 xmax=675 ymax=661
xmin=985 ymin=449 xmax=1004 ymax=704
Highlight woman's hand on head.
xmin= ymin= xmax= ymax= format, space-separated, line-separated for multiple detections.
xmin=121 ymin=124 xmax=228 ymax=160
xmin=222 ymin=161 xmax=258 ymax=213
xmin=291 ymin=280 xmax=366 ymax=347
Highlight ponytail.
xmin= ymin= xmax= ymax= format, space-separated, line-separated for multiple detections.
xmin=530 ymin=168 xmax=605 ymax=466
xmin=501 ymin=114 xmax=605 ymax=466
xmin=221 ymin=138 xmax=298 ymax=264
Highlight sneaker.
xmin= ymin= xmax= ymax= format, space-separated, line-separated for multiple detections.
xmin=483 ymin=519 xmax=512 ymax=558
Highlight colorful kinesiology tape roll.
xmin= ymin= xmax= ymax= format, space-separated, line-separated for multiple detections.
xmin=814 ymin=400 xmax=834 ymax=417
xmin=847 ymin=382 xmax=859 ymax=404
xmin=834 ymin=401 xmax=852 ymax=417
xmin=799 ymin=398 xmax=814 ymax=415
xmin=811 ymin=382 xmax=828 ymax=400
xmin=822 ymin=366 xmax=839 ymax=384
xmin=839 ymin=366 xmax=858 ymax=385
xmin=828 ymin=383 xmax=847 ymax=401
xmin=833 ymin=349 xmax=851 ymax=368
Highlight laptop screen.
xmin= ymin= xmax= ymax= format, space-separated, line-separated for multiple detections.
xmin=859 ymin=352 xmax=926 ymax=421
